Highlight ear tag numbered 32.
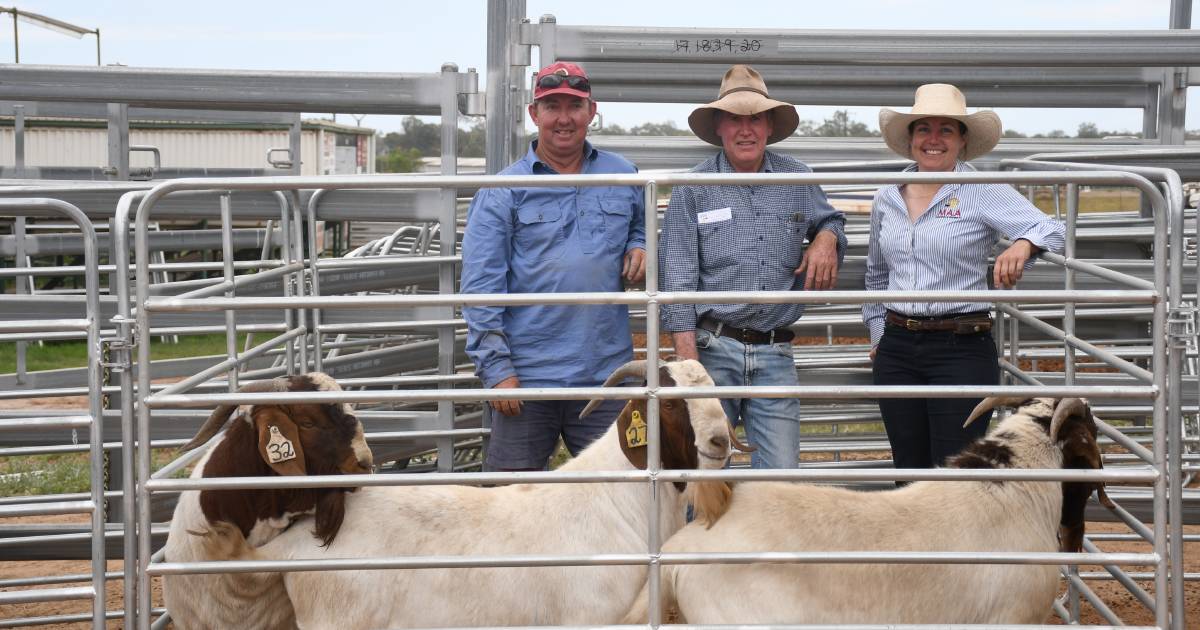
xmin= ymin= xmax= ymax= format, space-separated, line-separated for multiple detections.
xmin=625 ymin=410 xmax=647 ymax=448
xmin=266 ymin=425 xmax=296 ymax=463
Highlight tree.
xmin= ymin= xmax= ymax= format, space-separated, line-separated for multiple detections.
xmin=1076 ymin=122 xmax=1101 ymax=138
xmin=810 ymin=110 xmax=877 ymax=137
xmin=1002 ymin=129 xmax=1028 ymax=138
xmin=376 ymin=147 xmax=424 ymax=173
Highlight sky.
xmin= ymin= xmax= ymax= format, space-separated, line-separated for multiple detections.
xmin=2 ymin=0 xmax=1197 ymax=137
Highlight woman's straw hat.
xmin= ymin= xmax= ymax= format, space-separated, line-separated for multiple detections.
xmin=688 ymin=65 xmax=799 ymax=146
xmin=879 ymin=83 xmax=1002 ymax=161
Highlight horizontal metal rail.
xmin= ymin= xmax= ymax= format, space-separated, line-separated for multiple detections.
xmin=531 ymin=23 xmax=1200 ymax=66
xmin=146 ymin=289 xmax=1158 ymax=311
xmin=0 ymin=586 xmax=94 ymax=605
xmin=0 ymin=499 xmax=93 ymax=518
xmin=144 ymin=466 xmax=1157 ymax=493
xmin=0 ymin=415 xmax=91 ymax=431
xmin=0 ymin=319 xmax=89 ymax=333
xmin=147 ymin=550 xmax=1160 ymax=577
xmin=144 ymin=384 xmax=1157 ymax=408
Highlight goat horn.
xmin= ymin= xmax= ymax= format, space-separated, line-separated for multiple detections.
xmin=1049 ymin=398 xmax=1091 ymax=441
xmin=728 ymin=423 xmax=756 ymax=453
xmin=962 ymin=396 xmax=1030 ymax=428
xmin=579 ymin=359 xmax=657 ymax=418
xmin=179 ymin=378 xmax=288 ymax=452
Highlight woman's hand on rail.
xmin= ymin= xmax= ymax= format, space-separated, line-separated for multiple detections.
xmin=993 ymin=239 xmax=1037 ymax=289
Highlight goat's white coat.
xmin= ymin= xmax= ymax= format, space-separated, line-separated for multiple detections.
xmin=254 ymin=360 xmax=732 ymax=629
xmin=162 ymin=436 xmax=298 ymax=630
xmin=630 ymin=405 xmax=1067 ymax=625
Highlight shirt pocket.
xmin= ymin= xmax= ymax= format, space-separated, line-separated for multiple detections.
xmin=600 ymin=196 xmax=634 ymax=250
xmin=514 ymin=202 xmax=565 ymax=262
xmin=776 ymin=210 xmax=806 ymax=269
xmin=697 ymin=219 xmax=738 ymax=272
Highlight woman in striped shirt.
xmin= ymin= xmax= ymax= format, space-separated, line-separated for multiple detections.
xmin=862 ymin=84 xmax=1065 ymax=479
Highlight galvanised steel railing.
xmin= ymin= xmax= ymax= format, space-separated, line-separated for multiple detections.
xmin=128 ymin=169 xmax=1176 ymax=629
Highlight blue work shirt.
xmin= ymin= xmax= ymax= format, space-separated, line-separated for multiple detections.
xmin=659 ymin=150 xmax=848 ymax=333
xmin=462 ymin=140 xmax=646 ymax=389
xmin=862 ymin=161 xmax=1066 ymax=345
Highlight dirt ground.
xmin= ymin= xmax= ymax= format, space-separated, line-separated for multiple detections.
xmin=2 ymin=358 xmax=1197 ymax=628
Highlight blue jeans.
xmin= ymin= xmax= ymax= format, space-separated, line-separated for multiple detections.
xmin=485 ymin=398 xmax=626 ymax=470
xmin=695 ymin=328 xmax=800 ymax=469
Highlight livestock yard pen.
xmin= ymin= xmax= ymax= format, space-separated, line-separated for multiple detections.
xmin=2 ymin=1 xmax=1200 ymax=628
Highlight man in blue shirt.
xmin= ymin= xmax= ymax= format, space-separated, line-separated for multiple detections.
xmin=660 ymin=65 xmax=847 ymax=469
xmin=461 ymin=61 xmax=647 ymax=471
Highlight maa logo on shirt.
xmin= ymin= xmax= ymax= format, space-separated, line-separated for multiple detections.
xmin=935 ymin=197 xmax=962 ymax=219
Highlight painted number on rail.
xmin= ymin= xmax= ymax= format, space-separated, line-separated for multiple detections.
xmin=673 ymin=38 xmax=765 ymax=54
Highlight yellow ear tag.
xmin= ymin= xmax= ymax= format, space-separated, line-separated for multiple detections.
xmin=625 ymin=410 xmax=647 ymax=448
xmin=266 ymin=425 xmax=297 ymax=463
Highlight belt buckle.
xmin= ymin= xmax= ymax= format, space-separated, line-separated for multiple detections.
xmin=905 ymin=318 xmax=921 ymax=331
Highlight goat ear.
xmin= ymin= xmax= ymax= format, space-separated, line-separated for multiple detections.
xmin=1053 ymin=400 xmax=1105 ymax=553
xmin=313 ymin=490 xmax=348 ymax=547
xmin=253 ymin=408 xmax=308 ymax=476
xmin=616 ymin=401 xmax=649 ymax=470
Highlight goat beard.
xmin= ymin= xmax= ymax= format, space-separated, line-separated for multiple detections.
xmin=313 ymin=489 xmax=349 ymax=547
xmin=689 ymin=481 xmax=733 ymax=529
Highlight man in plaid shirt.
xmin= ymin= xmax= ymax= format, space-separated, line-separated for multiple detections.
xmin=660 ymin=65 xmax=847 ymax=469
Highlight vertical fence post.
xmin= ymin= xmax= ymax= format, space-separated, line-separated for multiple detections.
xmin=437 ymin=63 xmax=460 ymax=472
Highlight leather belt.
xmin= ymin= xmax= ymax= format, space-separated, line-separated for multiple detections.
xmin=885 ymin=310 xmax=993 ymax=334
xmin=697 ymin=317 xmax=795 ymax=345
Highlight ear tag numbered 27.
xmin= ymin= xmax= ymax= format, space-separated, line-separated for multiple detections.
xmin=625 ymin=410 xmax=647 ymax=448
xmin=266 ymin=425 xmax=297 ymax=463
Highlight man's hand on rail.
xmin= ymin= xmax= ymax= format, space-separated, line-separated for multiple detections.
xmin=797 ymin=230 xmax=839 ymax=290
xmin=489 ymin=376 xmax=523 ymax=417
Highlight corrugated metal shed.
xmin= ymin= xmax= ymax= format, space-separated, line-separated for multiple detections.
xmin=0 ymin=119 xmax=375 ymax=175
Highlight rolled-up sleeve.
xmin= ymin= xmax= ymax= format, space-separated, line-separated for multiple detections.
xmin=985 ymin=184 xmax=1066 ymax=267
xmin=659 ymin=186 xmax=700 ymax=332
xmin=862 ymin=197 xmax=889 ymax=346
xmin=806 ymin=184 xmax=848 ymax=264
xmin=461 ymin=188 xmax=517 ymax=388
xmin=625 ymin=183 xmax=646 ymax=253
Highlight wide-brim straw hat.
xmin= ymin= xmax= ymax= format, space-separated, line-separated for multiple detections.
xmin=688 ymin=65 xmax=799 ymax=146
xmin=879 ymin=83 xmax=1002 ymax=162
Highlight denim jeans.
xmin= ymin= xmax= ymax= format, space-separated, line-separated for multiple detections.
xmin=872 ymin=325 xmax=999 ymax=473
xmin=485 ymin=398 xmax=626 ymax=470
xmin=695 ymin=328 xmax=800 ymax=469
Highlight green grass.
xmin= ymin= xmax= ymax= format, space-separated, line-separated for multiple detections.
xmin=0 ymin=333 xmax=278 ymax=373
xmin=0 ymin=450 xmax=189 ymax=497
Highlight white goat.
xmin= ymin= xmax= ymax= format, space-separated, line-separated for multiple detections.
xmin=163 ymin=373 xmax=372 ymax=630
xmin=623 ymin=396 xmax=1112 ymax=626
xmin=220 ymin=359 xmax=747 ymax=629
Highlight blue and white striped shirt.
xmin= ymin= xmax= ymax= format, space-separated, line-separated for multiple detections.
xmin=862 ymin=161 xmax=1066 ymax=345
xmin=660 ymin=150 xmax=847 ymax=332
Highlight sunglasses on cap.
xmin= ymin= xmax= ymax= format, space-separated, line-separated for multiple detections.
xmin=536 ymin=74 xmax=591 ymax=92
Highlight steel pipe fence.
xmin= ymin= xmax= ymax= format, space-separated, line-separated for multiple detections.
xmin=0 ymin=199 xmax=104 ymax=627
xmin=117 ymin=168 xmax=1178 ymax=629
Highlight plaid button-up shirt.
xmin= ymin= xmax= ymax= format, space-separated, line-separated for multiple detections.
xmin=659 ymin=150 xmax=848 ymax=333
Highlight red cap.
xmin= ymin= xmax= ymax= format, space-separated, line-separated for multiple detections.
xmin=533 ymin=61 xmax=591 ymax=100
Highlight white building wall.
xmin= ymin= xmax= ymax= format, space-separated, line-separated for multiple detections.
xmin=0 ymin=127 xmax=345 ymax=175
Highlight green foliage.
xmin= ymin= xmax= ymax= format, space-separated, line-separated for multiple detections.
xmin=594 ymin=120 xmax=692 ymax=136
xmin=376 ymin=147 xmax=424 ymax=173
xmin=0 ymin=333 xmax=278 ymax=373
xmin=377 ymin=116 xmax=486 ymax=159
xmin=0 ymin=450 xmax=188 ymax=497
xmin=797 ymin=110 xmax=879 ymax=138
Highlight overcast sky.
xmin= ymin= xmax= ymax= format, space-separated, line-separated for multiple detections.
xmin=4 ymin=1 xmax=1197 ymax=136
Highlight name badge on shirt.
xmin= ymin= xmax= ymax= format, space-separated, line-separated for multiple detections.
xmin=935 ymin=197 xmax=962 ymax=219
xmin=697 ymin=207 xmax=732 ymax=224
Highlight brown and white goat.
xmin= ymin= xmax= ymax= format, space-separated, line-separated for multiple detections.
xmin=219 ymin=359 xmax=750 ymax=629
xmin=622 ymin=397 xmax=1112 ymax=626
xmin=162 ymin=372 xmax=372 ymax=630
